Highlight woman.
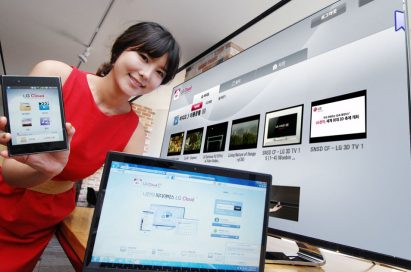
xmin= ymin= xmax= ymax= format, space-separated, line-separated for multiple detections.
xmin=0 ymin=22 xmax=180 ymax=271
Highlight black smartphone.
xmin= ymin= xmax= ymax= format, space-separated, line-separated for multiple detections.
xmin=1 ymin=75 xmax=68 ymax=156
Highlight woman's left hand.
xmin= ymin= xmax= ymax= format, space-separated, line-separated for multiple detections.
xmin=0 ymin=123 xmax=76 ymax=178
xmin=0 ymin=116 xmax=11 ymax=146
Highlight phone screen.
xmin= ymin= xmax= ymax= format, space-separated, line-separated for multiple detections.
xmin=6 ymin=86 xmax=65 ymax=145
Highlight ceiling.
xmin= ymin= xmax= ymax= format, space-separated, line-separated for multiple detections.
xmin=0 ymin=0 xmax=337 ymax=76
xmin=0 ymin=0 xmax=335 ymax=110
xmin=0 ymin=0 xmax=285 ymax=75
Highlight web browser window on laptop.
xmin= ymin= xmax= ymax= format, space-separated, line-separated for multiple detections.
xmin=83 ymin=152 xmax=271 ymax=272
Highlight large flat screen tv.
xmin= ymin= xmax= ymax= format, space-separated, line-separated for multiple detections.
xmin=161 ymin=0 xmax=411 ymax=269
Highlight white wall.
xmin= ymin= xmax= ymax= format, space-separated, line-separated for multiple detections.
xmin=137 ymin=70 xmax=186 ymax=157
xmin=144 ymin=108 xmax=169 ymax=157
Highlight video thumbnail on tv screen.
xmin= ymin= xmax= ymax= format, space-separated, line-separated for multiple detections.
xmin=269 ymin=185 xmax=300 ymax=222
xmin=310 ymin=90 xmax=366 ymax=143
xmin=183 ymin=128 xmax=204 ymax=155
xmin=203 ymin=122 xmax=229 ymax=153
xmin=263 ymin=105 xmax=303 ymax=147
xmin=229 ymin=115 xmax=260 ymax=151
xmin=167 ymin=132 xmax=185 ymax=156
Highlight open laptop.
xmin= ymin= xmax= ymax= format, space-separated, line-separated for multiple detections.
xmin=83 ymin=151 xmax=271 ymax=272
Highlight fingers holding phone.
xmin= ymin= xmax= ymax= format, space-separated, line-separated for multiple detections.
xmin=0 ymin=116 xmax=11 ymax=146
xmin=2 ymin=122 xmax=75 ymax=178
xmin=1 ymin=119 xmax=74 ymax=160
xmin=0 ymin=116 xmax=12 ymax=161
xmin=65 ymin=122 xmax=75 ymax=141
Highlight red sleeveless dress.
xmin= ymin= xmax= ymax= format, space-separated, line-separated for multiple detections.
xmin=0 ymin=67 xmax=139 ymax=271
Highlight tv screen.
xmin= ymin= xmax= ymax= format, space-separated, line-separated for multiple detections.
xmin=161 ymin=0 xmax=411 ymax=269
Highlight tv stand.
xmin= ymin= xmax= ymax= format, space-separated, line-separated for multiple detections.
xmin=266 ymin=240 xmax=326 ymax=267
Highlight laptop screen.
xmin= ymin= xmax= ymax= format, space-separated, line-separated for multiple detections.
xmin=83 ymin=152 xmax=271 ymax=272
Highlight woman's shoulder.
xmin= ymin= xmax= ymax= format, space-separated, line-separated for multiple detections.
xmin=30 ymin=60 xmax=73 ymax=84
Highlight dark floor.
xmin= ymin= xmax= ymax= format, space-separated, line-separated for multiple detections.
xmin=33 ymin=235 xmax=75 ymax=272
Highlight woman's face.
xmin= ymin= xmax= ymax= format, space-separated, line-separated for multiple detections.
xmin=112 ymin=49 xmax=168 ymax=97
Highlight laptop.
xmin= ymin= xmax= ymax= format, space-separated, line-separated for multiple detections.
xmin=83 ymin=151 xmax=271 ymax=272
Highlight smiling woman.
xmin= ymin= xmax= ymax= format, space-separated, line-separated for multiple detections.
xmin=0 ymin=21 xmax=180 ymax=272
xmin=96 ymin=22 xmax=180 ymax=85
xmin=111 ymin=50 xmax=168 ymax=97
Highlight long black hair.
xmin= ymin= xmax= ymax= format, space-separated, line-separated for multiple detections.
xmin=96 ymin=22 xmax=180 ymax=84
